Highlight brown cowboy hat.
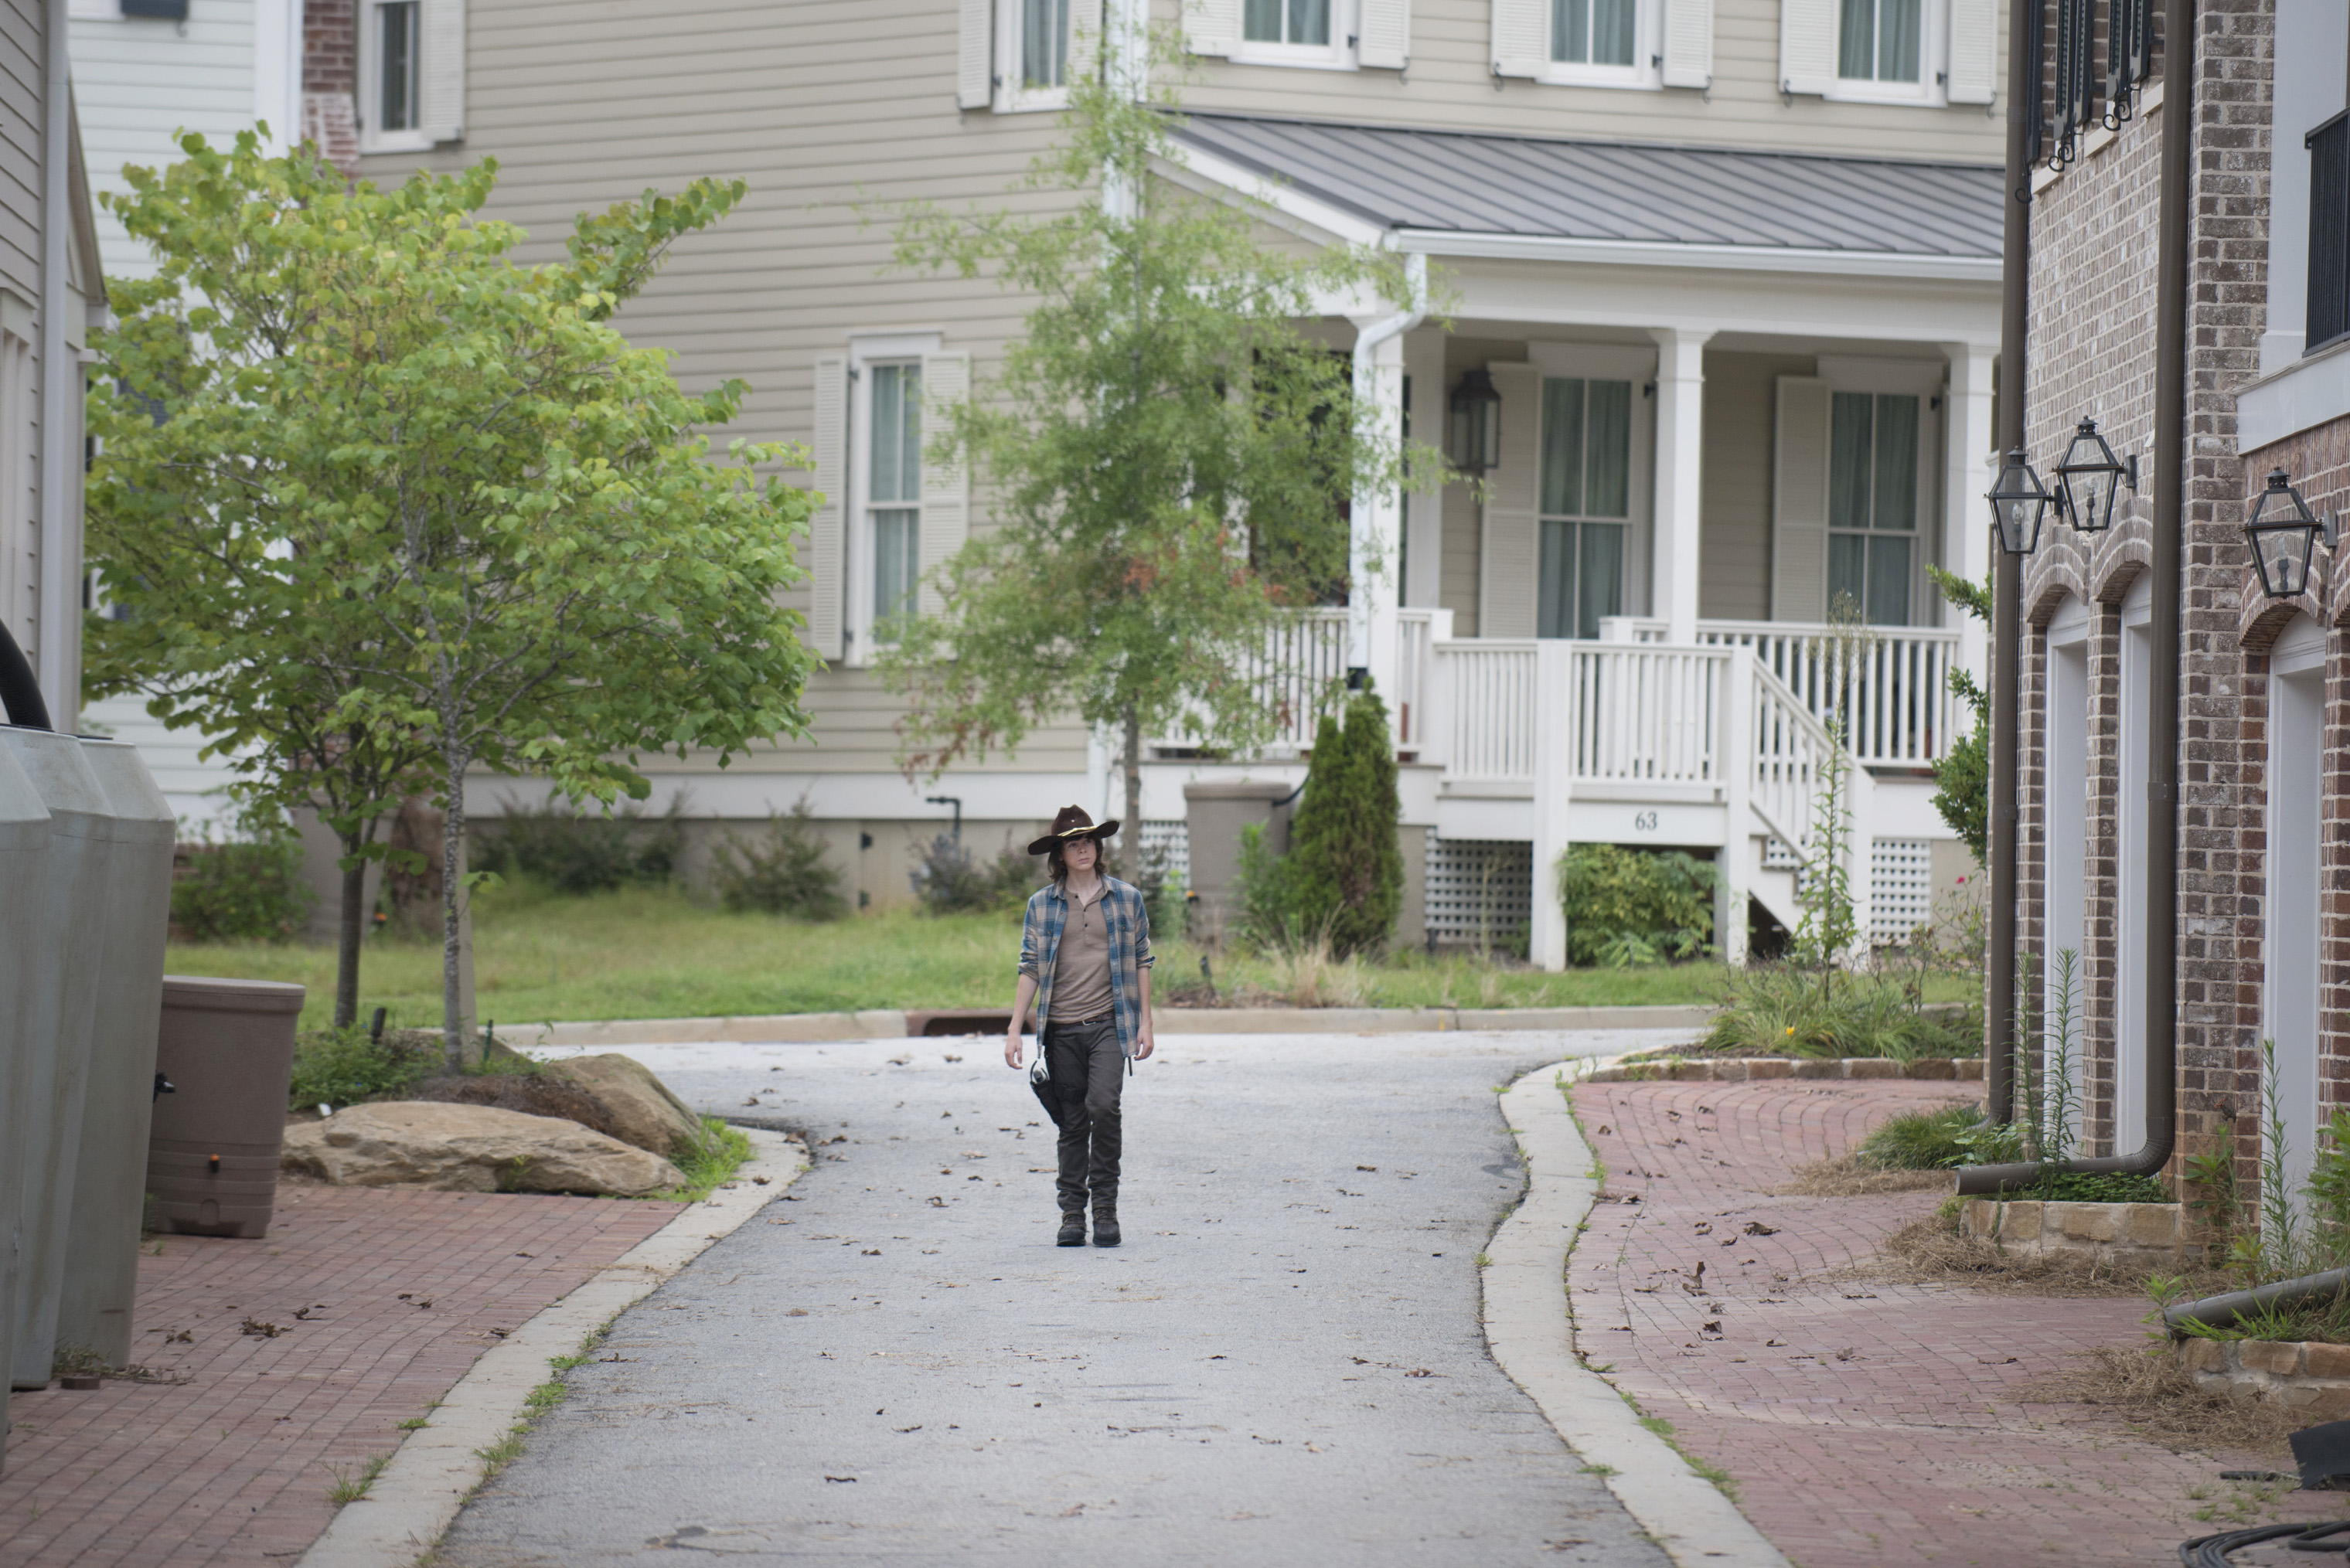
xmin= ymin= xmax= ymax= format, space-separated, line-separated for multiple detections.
xmin=1027 ymin=804 xmax=1120 ymax=856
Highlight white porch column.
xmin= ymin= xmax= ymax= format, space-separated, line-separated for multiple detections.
xmin=1529 ymin=638 xmax=1576 ymax=971
xmin=1402 ymin=326 xmax=1446 ymax=608
xmin=1940 ymin=342 xmax=1995 ymax=693
xmin=1349 ymin=277 xmax=1420 ymax=695
xmin=1649 ymin=328 xmax=1712 ymax=645
xmin=1718 ymin=645 xmax=1753 ymax=967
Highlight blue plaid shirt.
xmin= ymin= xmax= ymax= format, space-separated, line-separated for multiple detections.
xmin=1018 ymin=876 xmax=1154 ymax=1057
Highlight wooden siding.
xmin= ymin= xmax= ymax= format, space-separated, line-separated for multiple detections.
xmin=1156 ymin=0 xmax=2009 ymax=164
xmin=356 ymin=0 xmax=1093 ymax=777
xmin=1701 ymin=349 xmax=1815 ymax=622
xmin=73 ymin=0 xmax=258 ymax=282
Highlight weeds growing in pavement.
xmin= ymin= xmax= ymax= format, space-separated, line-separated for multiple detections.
xmin=323 ymin=1452 xmax=391 ymax=1506
xmin=650 ymin=1118 xmax=754 ymax=1203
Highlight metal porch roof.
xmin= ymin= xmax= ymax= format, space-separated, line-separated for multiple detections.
xmin=1167 ymin=114 xmax=2004 ymax=260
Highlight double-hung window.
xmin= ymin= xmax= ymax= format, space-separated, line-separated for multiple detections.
xmin=1838 ymin=0 xmax=1920 ymax=83
xmin=1536 ymin=377 xmax=1632 ymax=639
xmin=1827 ymin=391 xmax=1919 ymax=624
xmin=865 ymin=363 xmax=923 ymax=638
xmin=1552 ymin=0 xmax=1636 ymax=68
xmin=357 ymin=0 xmax=460 ymax=151
xmin=995 ymin=0 xmax=1075 ymax=110
xmin=1234 ymin=0 xmax=1350 ymax=67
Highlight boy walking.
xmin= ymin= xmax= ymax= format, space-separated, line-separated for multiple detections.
xmin=1004 ymin=806 xmax=1154 ymax=1247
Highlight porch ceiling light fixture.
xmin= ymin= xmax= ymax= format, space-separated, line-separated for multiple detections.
xmin=1987 ymin=447 xmax=2053 ymax=556
xmin=2245 ymin=468 xmax=2324 ymax=600
xmin=1449 ymin=368 xmax=1500 ymax=475
xmin=2053 ymin=417 xmax=2128 ymax=534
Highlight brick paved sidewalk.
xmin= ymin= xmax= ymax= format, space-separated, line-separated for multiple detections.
xmin=0 ymin=1184 xmax=681 ymax=1568
xmin=1569 ymin=1076 xmax=2338 ymax=1568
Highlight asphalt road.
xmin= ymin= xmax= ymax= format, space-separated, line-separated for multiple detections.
xmin=435 ymin=1029 xmax=1687 ymax=1567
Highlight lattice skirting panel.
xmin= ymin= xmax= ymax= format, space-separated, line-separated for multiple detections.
xmin=1869 ymin=837 xmax=1934 ymax=944
xmin=1137 ymin=819 xmax=1189 ymax=887
xmin=1425 ymin=836 xmax=1533 ymax=948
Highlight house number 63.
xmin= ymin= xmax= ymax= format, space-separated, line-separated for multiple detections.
xmin=1633 ymin=811 xmax=1659 ymax=832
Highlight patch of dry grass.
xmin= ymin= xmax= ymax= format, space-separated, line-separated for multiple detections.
xmin=2047 ymin=1343 xmax=2303 ymax=1455
xmin=1858 ymin=1216 xmax=2229 ymax=1298
xmin=1773 ymin=1155 xmax=1957 ymax=1198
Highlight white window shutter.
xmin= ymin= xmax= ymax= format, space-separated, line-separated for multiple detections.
xmin=809 ymin=355 xmax=848 ymax=662
xmin=1778 ymin=0 xmax=1835 ymax=95
xmin=1946 ymin=0 xmax=1995 ymax=104
xmin=1479 ymin=363 xmax=1541 ymax=639
xmin=1184 ymin=0 xmax=1241 ymax=56
xmin=417 ymin=0 xmax=467 ymax=143
xmin=1068 ymin=0 xmax=1102 ymax=87
xmin=1358 ymin=0 xmax=1411 ymax=70
xmin=958 ymin=0 xmax=994 ymax=107
xmin=1771 ymin=376 xmax=1831 ymax=622
xmin=1660 ymin=0 xmax=1712 ymax=87
xmin=1490 ymin=0 xmax=1548 ymax=78
xmin=918 ymin=352 xmax=972 ymax=621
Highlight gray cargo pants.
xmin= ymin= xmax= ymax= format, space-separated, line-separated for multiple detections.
xmin=1044 ymin=1016 xmax=1123 ymax=1213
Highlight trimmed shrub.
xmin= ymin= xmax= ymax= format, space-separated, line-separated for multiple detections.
xmin=1558 ymin=844 xmax=1715 ymax=967
xmin=287 ymin=1026 xmax=435 ymax=1108
xmin=472 ymin=798 xmax=682 ymax=895
xmin=172 ymin=824 xmax=315 ymax=944
xmin=713 ymin=801 xmax=848 ymax=920
xmin=1237 ymin=689 xmax=1401 ymax=957
xmin=911 ymin=833 xmax=1037 ymax=915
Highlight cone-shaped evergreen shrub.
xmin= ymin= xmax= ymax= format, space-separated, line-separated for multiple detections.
xmin=1281 ymin=689 xmax=1403 ymax=957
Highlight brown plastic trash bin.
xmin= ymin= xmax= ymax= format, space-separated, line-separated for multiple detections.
xmin=145 ymin=977 xmax=307 ymax=1238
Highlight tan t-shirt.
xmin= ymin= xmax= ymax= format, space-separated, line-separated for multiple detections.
xmin=1052 ymin=880 xmax=1114 ymax=1022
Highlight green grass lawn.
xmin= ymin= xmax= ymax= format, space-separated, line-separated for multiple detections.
xmin=166 ymin=880 xmax=1975 ymax=1030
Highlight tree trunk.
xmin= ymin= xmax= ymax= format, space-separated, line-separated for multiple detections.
xmin=332 ymin=832 xmax=368 ymax=1030
xmin=1121 ymin=702 xmax=1143 ymax=882
xmin=441 ymin=756 xmax=469 ymax=1073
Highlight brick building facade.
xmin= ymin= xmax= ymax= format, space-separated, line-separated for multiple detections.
xmin=2016 ymin=0 xmax=2350 ymax=1198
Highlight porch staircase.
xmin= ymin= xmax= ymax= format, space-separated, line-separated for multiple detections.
xmin=1159 ymin=607 xmax=1960 ymax=967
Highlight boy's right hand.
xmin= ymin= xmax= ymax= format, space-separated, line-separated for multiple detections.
xmin=1004 ymin=1029 xmax=1023 ymax=1070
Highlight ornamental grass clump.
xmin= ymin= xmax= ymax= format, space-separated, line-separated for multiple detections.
xmin=1697 ymin=964 xmax=1976 ymax=1060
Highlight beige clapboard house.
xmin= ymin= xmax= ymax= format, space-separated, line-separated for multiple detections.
xmin=0 ymin=0 xmax=104 ymax=739
xmin=351 ymin=0 xmax=2008 ymax=963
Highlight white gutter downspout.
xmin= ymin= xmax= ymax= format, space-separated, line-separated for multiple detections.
xmin=36 ymin=0 xmax=74 ymax=733
xmin=1347 ymin=250 xmax=1427 ymax=676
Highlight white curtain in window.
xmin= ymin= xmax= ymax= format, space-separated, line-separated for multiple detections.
xmin=918 ymin=352 xmax=972 ymax=620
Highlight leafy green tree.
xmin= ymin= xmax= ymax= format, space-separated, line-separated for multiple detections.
xmin=1280 ymin=689 xmax=1403 ymax=957
xmin=1926 ymin=564 xmax=1991 ymax=864
xmin=878 ymin=29 xmax=1432 ymax=846
xmin=88 ymin=133 xmax=819 ymax=1064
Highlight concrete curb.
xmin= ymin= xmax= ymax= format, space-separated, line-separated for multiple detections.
xmin=492 ymin=1003 xmax=1717 ymax=1048
xmin=1485 ymin=1061 xmax=1792 ymax=1568
xmin=295 ymin=1128 xmax=808 ymax=1568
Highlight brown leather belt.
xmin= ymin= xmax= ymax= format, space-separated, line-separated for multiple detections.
xmin=1050 ymin=1012 xmax=1114 ymax=1028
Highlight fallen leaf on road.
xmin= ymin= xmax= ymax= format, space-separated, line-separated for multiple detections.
xmin=928 ymin=1196 xmax=946 ymax=1206
xmin=240 ymin=1318 xmax=283 ymax=1338
xmin=896 ymin=1424 xmax=921 ymax=1433
xmin=753 ymin=1176 xmax=771 ymax=1185
xmin=1701 ymin=1321 xmax=1722 ymax=1335
xmin=943 ymin=1054 xmax=962 ymax=1063
xmin=1405 ymin=1369 xmax=1435 ymax=1378
xmin=1357 ymin=1165 xmax=1377 ymax=1172
xmin=824 ymin=1476 xmax=857 ymax=1483
xmin=785 ymin=1309 xmax=809 ymax=1317
xmin=1834 ymin=1347 xmax=1858 ymax=1362
xmin=887 ymin=1056 xmax=911 ymax=1066
xmin=862 ymin=1249 xmax=881 ymax=1256
xmin=741 ymin=1097 xmax=760 ymax=1107
xmin=1742 ymin=1221 xmax=1778 ymax=1236
xmin=1596 ymin=1124 xmax=1612 ymax=1134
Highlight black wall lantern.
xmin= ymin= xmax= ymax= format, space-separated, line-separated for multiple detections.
xmin=1449 ymin=369 xmax=1500 ymax=475
xmin=1987 ymin=447 xmax=2053 ymax=556
xmin=2053 ymin=417 xmax=2130 ymax=534
xmin=2245 ymin=468 xmax=2325 ymax=600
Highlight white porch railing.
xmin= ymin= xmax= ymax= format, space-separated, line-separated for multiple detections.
xmin=1612 ymin=617 xmax=1962 ymax=768
xmin=1565 ymin=645 xmax=1726 ymax=787
xmin=1749 ymin=661 xmax=1834 ymax=852
xmin=1154 ymin=607 xmax=1349 ymax=753
xmin=1441 ymin=639 xmax=1537 ymax=782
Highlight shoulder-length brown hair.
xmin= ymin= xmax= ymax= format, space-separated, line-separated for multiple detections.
xmin=1046 ymin=833 xmax=1111 ymax=886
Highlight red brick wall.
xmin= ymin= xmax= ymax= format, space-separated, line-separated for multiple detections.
xmin=2017 ymin=0 xmax=2273 ymax=1179
xmin=301 ymin=0 xmax=359 ymax=175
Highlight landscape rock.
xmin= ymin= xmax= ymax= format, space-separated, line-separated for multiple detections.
xmin=281 ymin=1101 xmax=685 ymax=1196
xmin=542 ymin=1053 xmax=707 ymax=1159
xmin=409 ymin=1073 xmax=622 ymax=1141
